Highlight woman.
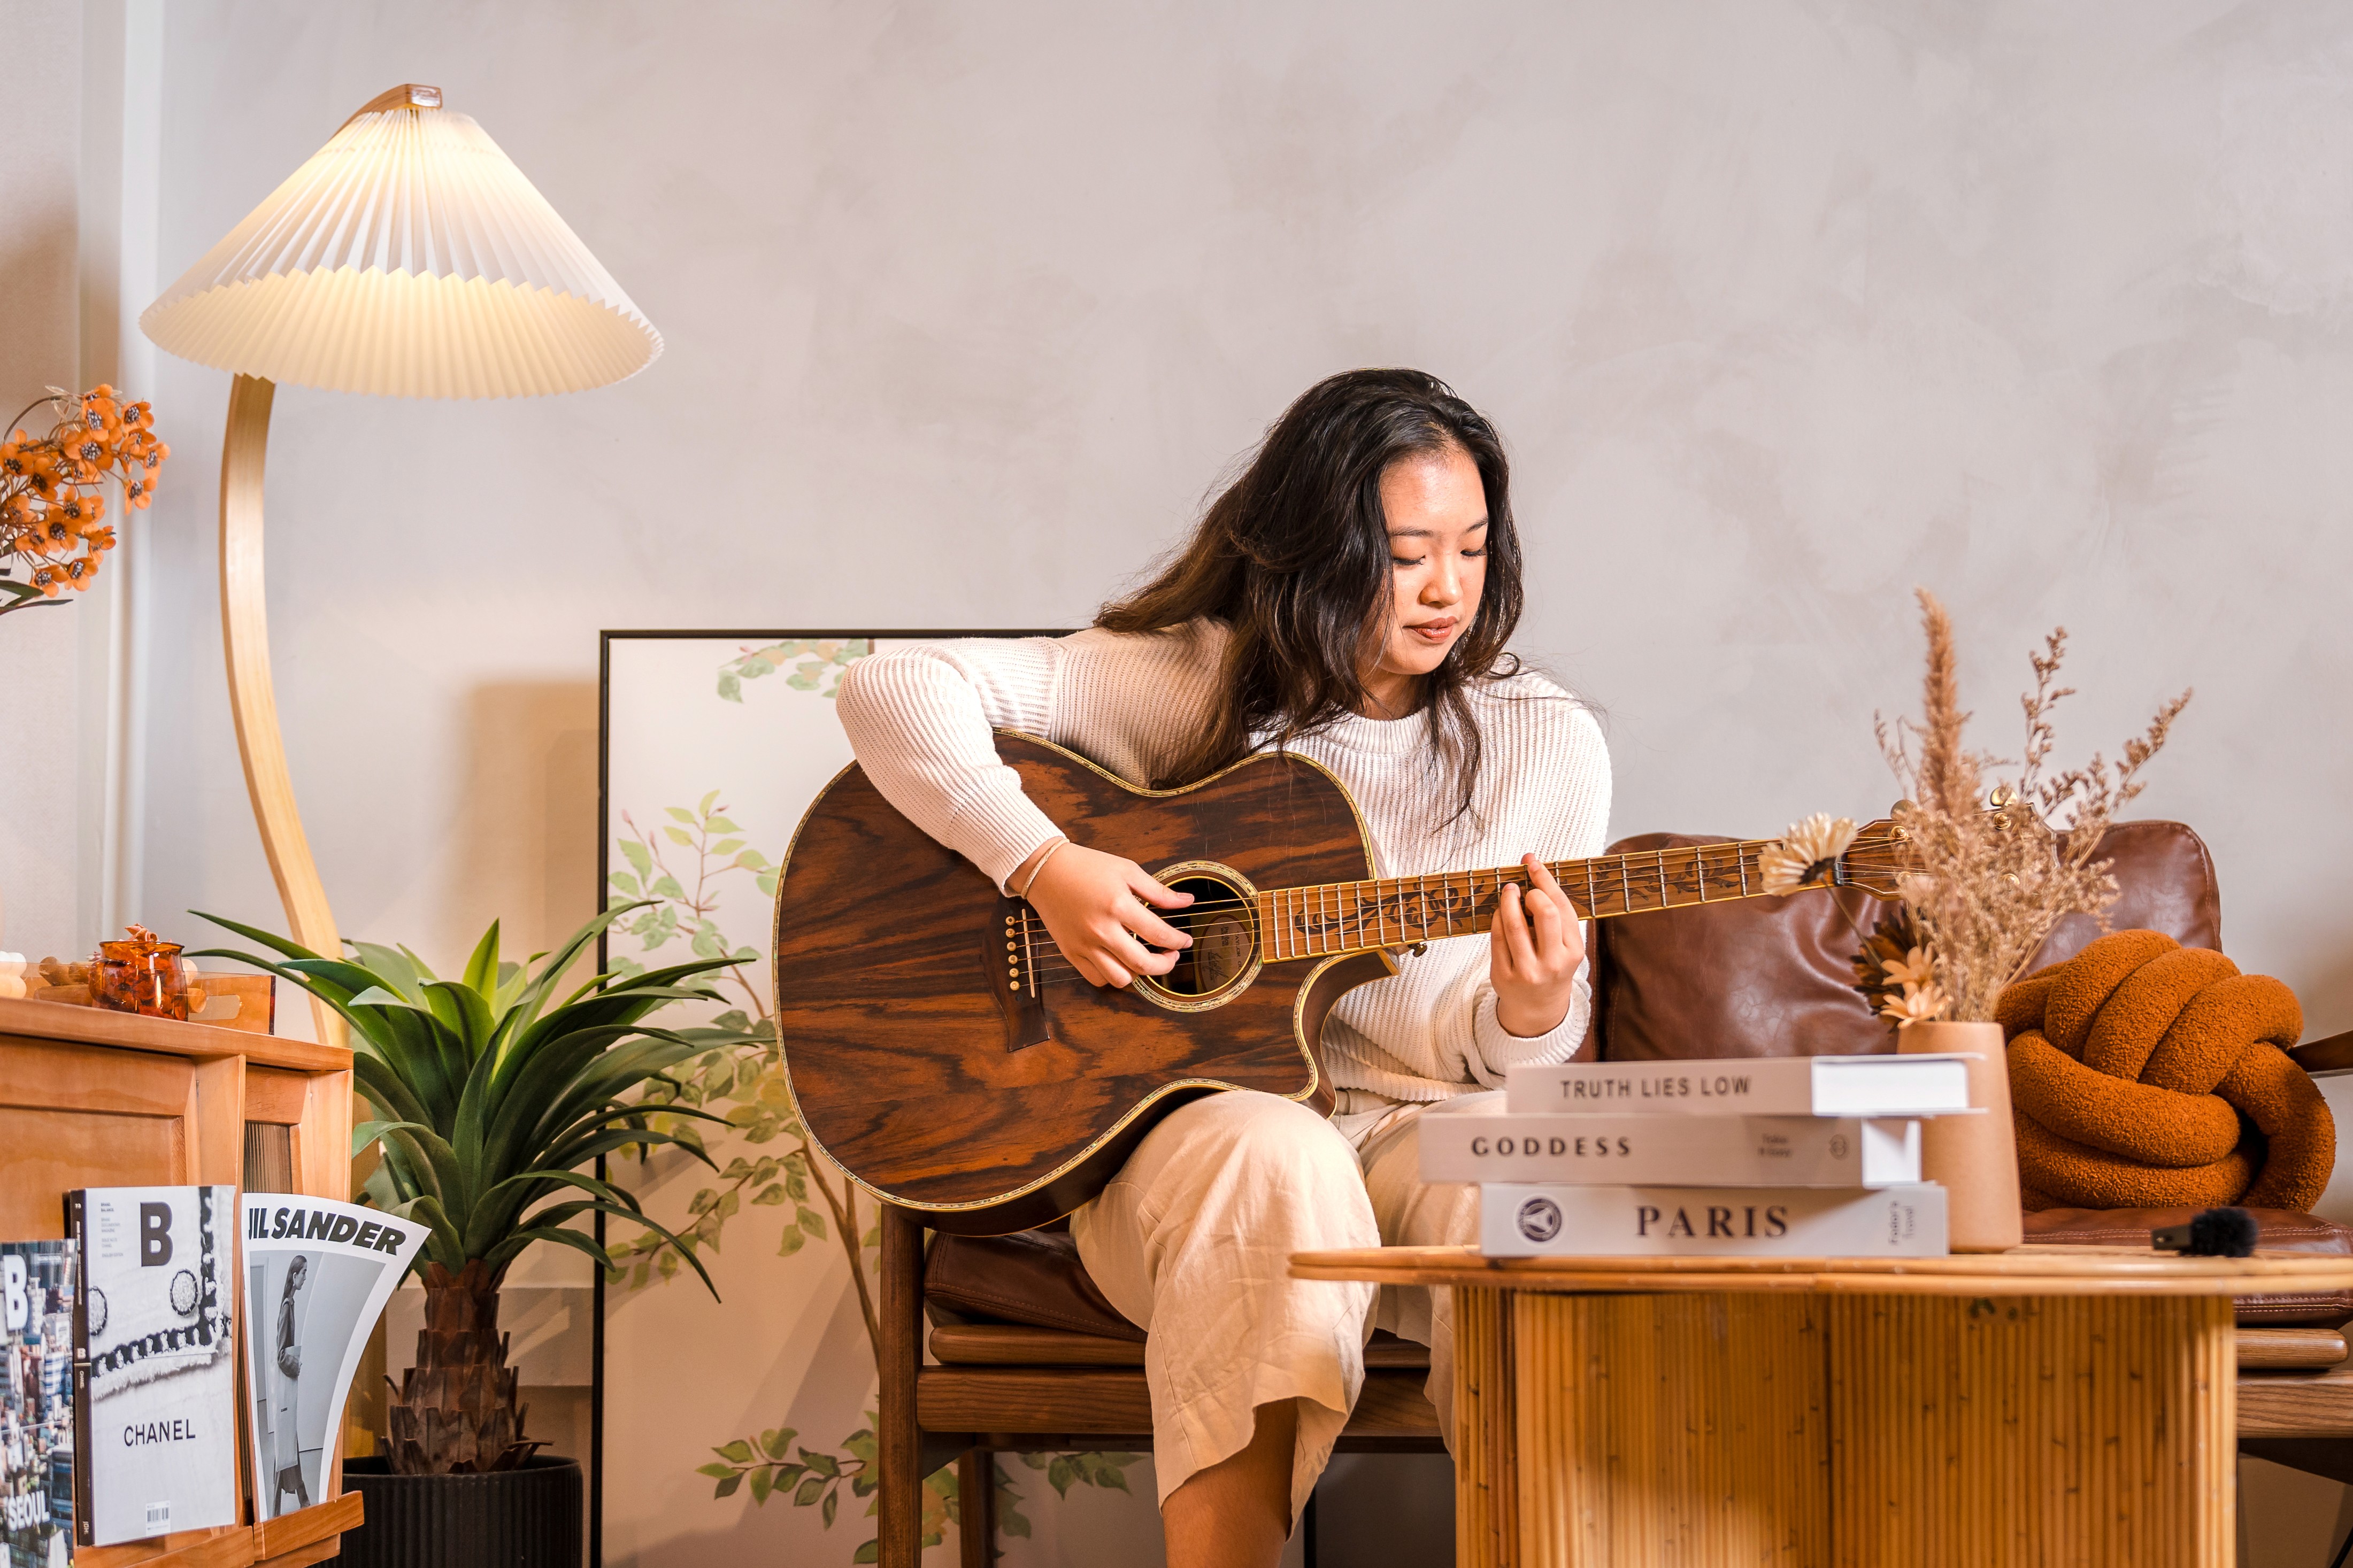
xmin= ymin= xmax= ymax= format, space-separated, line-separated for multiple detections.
xmin=836 ymin=368 xmax=1610 ymax=1566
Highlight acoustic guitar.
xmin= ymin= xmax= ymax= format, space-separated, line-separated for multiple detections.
xmin=773 ymin=730 xmax=1910 ymax=1234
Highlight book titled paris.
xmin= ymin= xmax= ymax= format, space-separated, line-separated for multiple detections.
xmin=66 ymin=1186 xmax=240 ymax=1547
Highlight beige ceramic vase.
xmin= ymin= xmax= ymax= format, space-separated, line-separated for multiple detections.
xmin=1898 ymin=1018 xmax=2024 ymax=1253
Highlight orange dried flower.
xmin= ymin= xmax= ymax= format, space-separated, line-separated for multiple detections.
xmin=4 ymin=385 xmax=166 ymax=619
xmin=5 ymin=438 xmax=58 ymax=494
xmin=49 ymin=490 xmax=102 ymax=532
xmin=56 ymin=425 xmax=110 ymax=477
xmin=25 ymin=513 xmax=75 ymax=557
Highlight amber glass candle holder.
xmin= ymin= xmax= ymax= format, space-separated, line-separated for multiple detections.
xmin=90 ymin=938 xmax=190 ymax=1021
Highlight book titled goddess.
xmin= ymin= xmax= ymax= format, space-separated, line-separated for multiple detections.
xmin=241 ymin=1195 xmax=425 ymax=1520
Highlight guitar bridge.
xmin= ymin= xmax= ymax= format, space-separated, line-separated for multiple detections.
xmin=993 ymin=898 xmax=1052 ymax=1052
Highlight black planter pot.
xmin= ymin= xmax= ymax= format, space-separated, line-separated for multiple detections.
xmin=337 ymin=1455 xmax=582 ymax=1568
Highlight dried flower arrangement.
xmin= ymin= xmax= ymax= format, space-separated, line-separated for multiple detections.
xmin=0 ymin=385 xmax=168 ymax=620
xmin=1856 ymin=590 xmax=2191 ymax=1024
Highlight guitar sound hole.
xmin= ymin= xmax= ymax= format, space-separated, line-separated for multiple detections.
xmin=1154 ymin=874 xmax=1256 ymax=999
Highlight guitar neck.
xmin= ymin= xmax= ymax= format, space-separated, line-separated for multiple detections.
xmin=1254 ymin=838 xmax=1801 ymax=962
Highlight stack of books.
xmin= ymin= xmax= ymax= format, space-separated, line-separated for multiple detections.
xmin=1421 ymin=1054 xmax=1978 ymax=1258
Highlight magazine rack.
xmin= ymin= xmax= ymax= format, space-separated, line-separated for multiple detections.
xmin=0 ymin=995 xmax=363 ymax=1568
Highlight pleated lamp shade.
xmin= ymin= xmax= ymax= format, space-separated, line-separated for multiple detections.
xmin=141 ymin=85 xmax=660 ymax=400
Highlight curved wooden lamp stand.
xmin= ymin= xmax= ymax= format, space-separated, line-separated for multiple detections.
xmin=220 ymin=373 xmax=344 ymax=1048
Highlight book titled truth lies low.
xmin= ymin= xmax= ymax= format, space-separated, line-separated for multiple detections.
xmin=1419 ymin=1104 xmax=1922 ymax=1187
xmin=1505 ymin=1053 xmax=1976 ymax=1117
xmin=67 ymin=1186 xmax=241 ymax=1547
xmin=1479 ymin=1183 xmax=1949 ymax=1257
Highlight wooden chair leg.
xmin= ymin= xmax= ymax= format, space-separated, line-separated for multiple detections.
xmin=958 ymin=1447 xmax=995 ymax=1565
xmin=878 ymin=1204 xmax=925 ymax=1568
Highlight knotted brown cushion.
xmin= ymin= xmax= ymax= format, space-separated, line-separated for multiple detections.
xmin=1997 ymin=930 xmax=2334 ymax=1212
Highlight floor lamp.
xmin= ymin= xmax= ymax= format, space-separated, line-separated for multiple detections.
xmin=141 ymin=83 xmax=662 ymax=1046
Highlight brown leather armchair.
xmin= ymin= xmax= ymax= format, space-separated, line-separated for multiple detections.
xmin=874 ymin=820 xmax=2353 ymax=1565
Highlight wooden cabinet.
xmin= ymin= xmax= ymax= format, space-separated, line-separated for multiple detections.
xmin=0 ymin=996 xmax=359 ymax=1568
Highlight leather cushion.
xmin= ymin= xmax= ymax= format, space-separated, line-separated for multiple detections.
xmin=924 ymin=1227 xmax=1144 ymax=1341
xmin=2024 ymin=1204 xmax=2353 ymax=1326
xmin=1593 ymin=820 xmax=2223 ymax=1061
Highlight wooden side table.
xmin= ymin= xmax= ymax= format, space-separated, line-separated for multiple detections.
xmin=0 ymin=995 xmax=360 ymax=1568
xmin=1291 ymin=1246 xmax=2353 ymax=1568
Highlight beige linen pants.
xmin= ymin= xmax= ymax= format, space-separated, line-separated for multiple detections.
xmin=1067 ymin=1088 xmax=1482 ymax=1516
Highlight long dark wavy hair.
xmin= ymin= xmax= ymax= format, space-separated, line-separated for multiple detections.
xmin=1098 ymin=367 xmax=1525 ymax=819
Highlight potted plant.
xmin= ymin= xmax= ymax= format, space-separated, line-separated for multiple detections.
xmin=195 ymin=902 xmax=755 ymax=1568
xmin=1854 ymin=590 xmax=2190 ymax=1249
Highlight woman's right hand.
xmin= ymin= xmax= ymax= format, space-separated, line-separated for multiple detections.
xmin=1017 ymin=839 xmax=1195 ymax=988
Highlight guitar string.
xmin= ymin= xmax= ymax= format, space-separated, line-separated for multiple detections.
xmin=1009 ymin=837 xmax=1887 ymax=950
xmin=1004 ymin=842 xmax=1911 ymax=987
xmin=1006 ymin=841 xmax=1897 ymax=975
xmin=1008 ymin=853 xmax=1912 ymax=985
xmin=1008 ymin=860 xmax=1666 ymax=985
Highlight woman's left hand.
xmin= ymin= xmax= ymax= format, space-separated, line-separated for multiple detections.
xmin=1491 ymin=853 xmax=1586 ymax=1038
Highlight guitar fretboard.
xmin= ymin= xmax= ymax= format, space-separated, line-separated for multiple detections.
xmin=1252 ymin=838 xmax=1784 ymax=962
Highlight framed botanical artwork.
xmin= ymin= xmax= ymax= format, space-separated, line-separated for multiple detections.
xmin=595 ymin=630 xmax=1157 ymax=1567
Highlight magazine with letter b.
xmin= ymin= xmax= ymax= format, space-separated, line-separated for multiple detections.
xmin=241 ymin=1194 xmax=425 ymax=1520
xmin=3 ymin=1239 xmax=76 ymax=1565
xmin=67 ymin=1185 xmax=241 ymax=1547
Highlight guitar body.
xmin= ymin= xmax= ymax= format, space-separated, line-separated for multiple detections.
xmin=773 ymin=730 xmax=1394 ymax=1235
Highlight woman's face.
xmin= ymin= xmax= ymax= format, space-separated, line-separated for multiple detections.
xmin=1370 ymin=441 xmax=1489 ymax=692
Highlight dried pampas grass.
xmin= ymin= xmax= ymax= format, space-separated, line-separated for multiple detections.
xmin=1875 ymin=590 xmax=2190 ymax=1023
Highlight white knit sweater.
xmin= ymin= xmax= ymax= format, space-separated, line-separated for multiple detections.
xmin=833 ymin=622 xmax=1613 ymax=1104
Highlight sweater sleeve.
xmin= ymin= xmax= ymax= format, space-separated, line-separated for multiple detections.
xmin=1462 ymin=700 xmax=1613 ymax=1085
xmin=833 ymin=638 xmax=1066 ymax=893
xmin=1319 ymin=689 xmax=1614 ymax=1101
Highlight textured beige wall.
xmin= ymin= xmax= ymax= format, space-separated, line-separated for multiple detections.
xmin=133 ymin=2 xmax=2353 ymax=1028
xmin=0 ymin=1 xmax=83 ymax=962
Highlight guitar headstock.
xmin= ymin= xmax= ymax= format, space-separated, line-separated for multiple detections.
xmin=1834 ymin=817 xmax=1915 ymax=900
